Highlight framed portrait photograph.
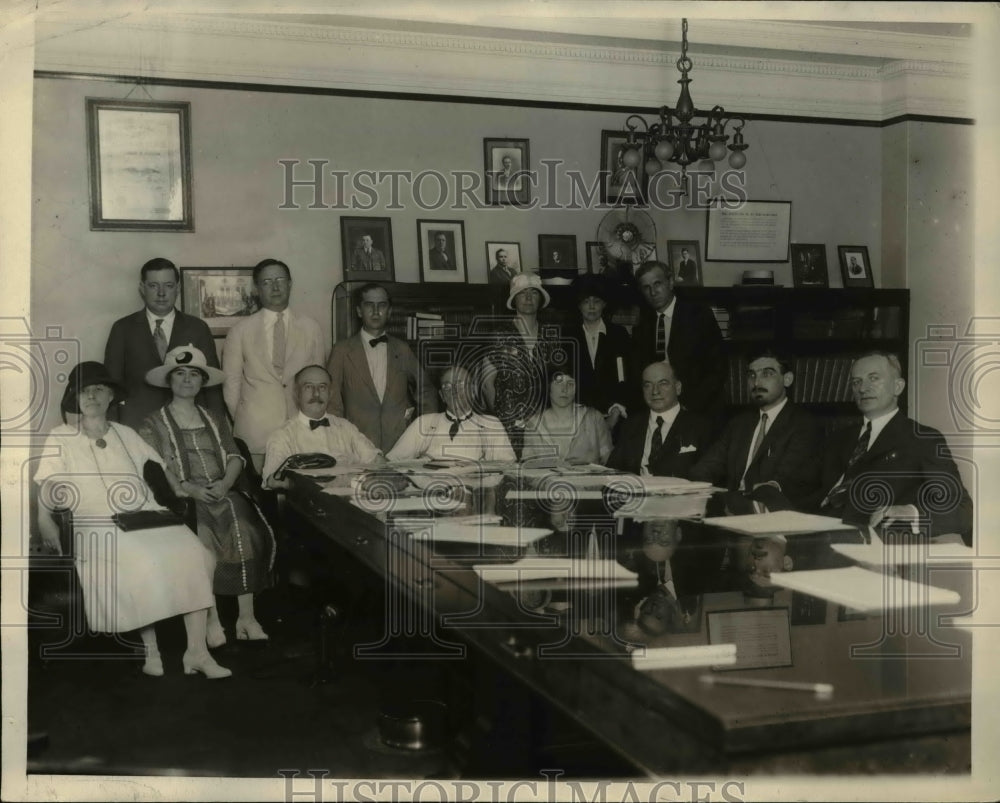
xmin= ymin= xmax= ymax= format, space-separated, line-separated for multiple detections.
xmin=417 ymin=219 xmax=468 ymax=283
xmin=585 ymin=241 xmax=610 ymax=275
xmin=667 ymin=240 xmax=703 ymax=287
xmin=485 ymin=241 xmax=522 ymax=285
xmin=600 ymin=130 xmax=646 ymax=205
xmin=538 ymin=234 xmax=578 ymax=285
xmin=790 ymin=243 xmax=829 ymax=287
xmin=340 ymin=216 xmax=395 ymax=283
xmin=484 ymin=138 xmax=530 ymax=206
xmin=86 ymin=98 xmax=193 ymax=231
xmin=838 ymin=245 xmax=874 ymax=288
xmin=179 ymin=268 xmax=260 ymax=336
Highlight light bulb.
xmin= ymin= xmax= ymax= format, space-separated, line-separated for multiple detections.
xmin=654 ymin=139 xmax=675 ymax=162
xmin=709 ymin=140 xmax=727 ymax=161
xmin=622 ymin=148 xmax=642 ymax=169
xmin=644 ymin=158 xmax=662 ymax=176
xmin=728 ymin=150 xmax=747 ymax=169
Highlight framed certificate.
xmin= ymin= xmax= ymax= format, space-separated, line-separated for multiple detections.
xmin=705 ymin=200 xmax=791 ymax=262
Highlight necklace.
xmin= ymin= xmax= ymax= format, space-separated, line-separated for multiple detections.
xmin=83 ymin=420 xmax=110 ymax=448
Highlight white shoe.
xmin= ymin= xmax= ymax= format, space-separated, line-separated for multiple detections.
xmin=142 ymin=654 xmax=164 ymax=677
xmin=182 ymin=651 xmax=232 ymax=679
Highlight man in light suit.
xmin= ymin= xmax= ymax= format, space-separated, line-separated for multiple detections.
xmin=223 ymin=258 xmax=325 ymax=469
xmin=104 ymin=257 xmax=224 ymax=429
xmin=691 ymin=348 xmax=823 ymax=515
xmin=326 ymin=282 xmax=438 ymax=453
xmin=607 ymin=360 xmax=712 ymax=478
xmin=817 ymin=351 xmax=973 ymax=544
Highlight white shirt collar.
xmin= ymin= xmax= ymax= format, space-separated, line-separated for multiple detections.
xmin=261 ymin=307 xmax=290 ymax=324
xmin=297 ymin=411 xmax=328 ymax=427
xmin=648 ymin=403 xmax=680 ymax=429
xmin=582 ymin=319 xmax=607 ymax=336
xmin=865 ymin=407 xmax=899 ymax=443
xmin=145 ymin=308 xmax=176 ymax=326
xmin=657 ymin=297 xmax=677 ymax=317
xmin=758 ymin=395 xmax=789 ymax=420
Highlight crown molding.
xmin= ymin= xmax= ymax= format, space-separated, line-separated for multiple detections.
xmin=34 ymin=13 xmax=974 ymax=122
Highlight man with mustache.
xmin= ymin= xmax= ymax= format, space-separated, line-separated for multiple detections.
xmin=691 ymin=348 xmax=822 ymax=514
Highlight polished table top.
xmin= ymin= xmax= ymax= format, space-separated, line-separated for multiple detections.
xmin=286 ymin=462 xmax=972 ymax=773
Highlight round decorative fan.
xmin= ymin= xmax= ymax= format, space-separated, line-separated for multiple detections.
xmin=596 ymin=207 xmax=657 ymax=277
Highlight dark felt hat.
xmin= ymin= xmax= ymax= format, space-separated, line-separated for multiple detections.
xmin=572 ymin=273 xmax=611 ymax=304
xmin=60 ymin=361 xmax=126 ymax=419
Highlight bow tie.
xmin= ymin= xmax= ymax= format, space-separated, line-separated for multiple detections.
xmin=309 ymin=417 xmax=331 ymax=430
xmin=445 ymin=412 xmax=471 ymax=440
xmin=368 ymin=335 xmax=388 ymax=347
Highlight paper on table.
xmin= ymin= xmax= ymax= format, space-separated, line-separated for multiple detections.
xmin=613 ymin=493 xmax=715 ymax=520
xmin=832 ymin=541 xmax=975 ymax=566
xmin=770 ymin=566 xmax=960 ymax=611
xmin=350 ymin=495 xmax=463 ymax=513
xmin=636 ymin=476 xmax=715 ymax=495
xmin=701 ymin=511 xmax=857 ymax=535
xmin=631 ymin=644 xmax=737 ymax=671
xmin=407 ymin=524 xmax=552 ymax=547
xmin=293 ymin=464 xmax=364 ymax=477
xmin=474 ymin=557 xmax=638 ymax=586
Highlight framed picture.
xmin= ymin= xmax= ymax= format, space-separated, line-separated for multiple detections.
xmin=585 ymin=241 xmax=609 ymax=275
xmin=667 ymin=240 xmax=703 ymax=287
xmin=705 ymin=200 xmax=792 ymax=262
xmin=790 ymin=243 xmax=829 ymax=287
xmin=484 ymin=138 xmax=530 ymax=206
xmin=485 ymin=241 xmax=522 ymax=285
xmin=601 ymin=130 xmax=645 ymax=205
xmin=340 ymin=216 xmax=395 ymax=283
xmin=838 ymin=245 xmax=874 ymax=288
xmin=538 ymin=234 xmax=578 ymax=284
xmin=86 ymin=98 xmax=194 ymax=231
xmin=418 ymin=219 xmax=467 ymax=283
xmin=179 ymin=268 xmax=260 ymax=336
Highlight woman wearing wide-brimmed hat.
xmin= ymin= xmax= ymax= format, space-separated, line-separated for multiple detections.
xmin=482 ymin=272 xmax=561 ymax=458
xmin=140 ymin=344 xmax=275 ymax=645
xmin=34 ymin=361 xmax=232 ymax=678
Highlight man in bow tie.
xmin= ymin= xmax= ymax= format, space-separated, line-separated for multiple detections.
xmin=691 ymin=348 xmax=822 ymax=515
xmin=326 ymin=282 xmax=438 ymax=452
xmin=817 ymin=351 xmax=973 ymax=544
xmin=263 ymin=365 xmax=383 ymax=489
xmin=386 ymin=364 xmax=515 ymax=462
xmin=607 ymin=360 xmax=712 ymax=478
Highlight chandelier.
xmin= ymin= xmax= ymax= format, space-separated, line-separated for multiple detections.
xmin=621 ymin=19 xmax=748 ymax=178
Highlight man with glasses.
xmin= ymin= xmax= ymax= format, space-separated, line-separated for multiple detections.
xmin=386 ymin=364 xmax=514 ymax=461
xmin=326 ymin=282 xmax=438 ymax=452
xmin=105 ymin=257 xmax=224 ymax=428
xmin=691 ymin=348 xmax=822 ymax=515
xmin=607 ymin=360 xmax=712 ymax=477
xmin=223 ymin=258 xmax=324 ymax=469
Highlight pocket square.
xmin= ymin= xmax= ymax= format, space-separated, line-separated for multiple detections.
xmin=679 ymin=444 xmax=698 ymax=454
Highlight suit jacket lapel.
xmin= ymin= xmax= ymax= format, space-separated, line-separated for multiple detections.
xmin=348 ymin=334 xmax=380 ymax=402
xmin=747 ymin=404 xmax=788 ymax=472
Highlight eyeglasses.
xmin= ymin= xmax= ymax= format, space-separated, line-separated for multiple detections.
xmin=360 ymin=302 xmax=390 ymax=312
xmin=642 ymin=380 xmax=675 ymax=391
xmin=441 ymin=381 xmax=469 ymax=391
xmin=259 ymin=277 xmax=290 ymax=288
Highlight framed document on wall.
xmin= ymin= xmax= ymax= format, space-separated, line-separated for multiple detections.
xmin=705 ymin=200 xmax=791 ymax=262
xmin=86 ymin=98 xmax=194 ymax=231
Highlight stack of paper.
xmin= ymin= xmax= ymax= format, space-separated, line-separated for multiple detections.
xmin=832 ymin=541 xmax=975 ymax=566
xmin=631 ymin=644 xmax=737 ymax=671
xmin=473 ymin=557 xmax=638 ymax=588
xmin=613 ymin=493 xmax=715 ymax=521
xmin=407 ymin=523 xmax=551 ymax=547
xmin=701 ymin=511 xmax=856 ymax=535
xmin=771 ymin=566 xmax=960 ymax=612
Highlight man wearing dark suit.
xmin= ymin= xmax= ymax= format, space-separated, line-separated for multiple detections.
xmin=350 ymin=235 xmax=386 ymax=272
xmin=607 ymin=360 xmax=712 ymax=478
xmin=488 ymin=248 xmax=518 ymax=285
xmin=676 ymin=249 xmax=698 ymax=284
xmin=633 ymin=261 xmax=725 ymax=425
xmin=691 ymin=348 xmax=823 ymax=515
xmin=428 ymin=233 xmax=452 ymax=271
xmin=564 ymin=274 xmax=633 ymax=431
xmin=326 ymin=282 xmax=439 ymax=453
xmin=104 ymin=257 xmax=224 ymax=430
xmin=818 ymin=351 xmax=973 ymax=544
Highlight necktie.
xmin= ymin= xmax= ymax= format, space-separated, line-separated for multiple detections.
xmin=153 ymin=319 xmax=168 ymax=361
xmin=445 ymin=412 xmax=471 ymax=440
xmin=649 ymin=415 xmax=665 ymax=464
xmin=309 ymin=417 xmax=330 ymax=431
xmin=654 ymin=313 xmax=668 ymax=359
xmin=369 ymin=335 xmax=388 ymax=347
xmin=741 ymin=412 xmax=769 ymax=488
xmin=822 ymin=420 xmax=872 ymax=510
xmin=272 ymin=312 xmax=285 ymax=375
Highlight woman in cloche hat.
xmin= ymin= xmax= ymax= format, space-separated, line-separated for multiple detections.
xmin=140 ymin=344 xmax=275 ymax=645
xmin=34 ymin=361 xmax=232 ymax=678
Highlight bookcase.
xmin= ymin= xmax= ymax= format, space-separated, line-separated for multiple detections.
xmin=332 ymin=281 xmax=909 ymax=422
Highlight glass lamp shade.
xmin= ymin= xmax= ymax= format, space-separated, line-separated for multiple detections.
xmin=623 ymin=148 xmax=643 ymax=169
xmin=709 ymin=140 xmax=728 ymax=161
xmin=654 ymin=139 xmax=675 ymax=162
xmin=728 ymin=150 xmax=747 ymax=169
xmin=644 ymin=157 xmax=662 ymax=176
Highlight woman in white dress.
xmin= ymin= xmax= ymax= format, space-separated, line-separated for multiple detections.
xmin=34 ymin=362 xmax=231 ymax=679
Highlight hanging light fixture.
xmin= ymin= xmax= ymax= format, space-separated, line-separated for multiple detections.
xmin=620 ymin=19 xmax=748 ymax=180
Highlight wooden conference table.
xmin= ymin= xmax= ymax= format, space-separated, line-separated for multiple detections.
xmin=284 ymin=462 xmax=972 ymax=776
